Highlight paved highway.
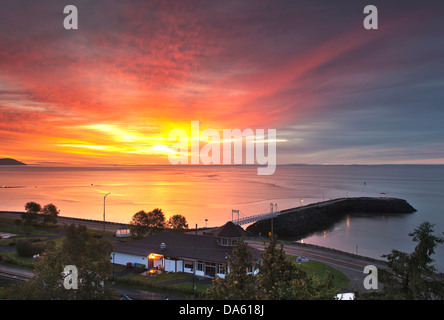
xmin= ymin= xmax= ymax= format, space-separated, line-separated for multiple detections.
xmin=246 ymin=240 xmax=386 ymax=291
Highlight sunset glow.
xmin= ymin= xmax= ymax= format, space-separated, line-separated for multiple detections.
xmin=0 ymin=1 xmax=443 ymax=166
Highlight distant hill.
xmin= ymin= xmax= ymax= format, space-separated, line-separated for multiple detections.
xmin=0 ymin=158 xmax=27 ymax=165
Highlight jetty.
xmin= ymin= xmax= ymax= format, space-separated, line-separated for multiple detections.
xmin=244 ymin=197 xmax=416 ymax=239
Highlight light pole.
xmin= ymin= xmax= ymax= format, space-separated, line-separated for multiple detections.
xmin=112 ymin=252 xmax=115 ymax=283
xmin=103 ymin=192 xmax=111 ymax=233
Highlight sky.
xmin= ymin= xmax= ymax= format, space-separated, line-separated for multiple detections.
xmin=0 ymin=0 xmax=443 ymax=166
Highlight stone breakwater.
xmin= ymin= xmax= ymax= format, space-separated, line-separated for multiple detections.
xmin=246 ymin=197 xmax=416 ymax=240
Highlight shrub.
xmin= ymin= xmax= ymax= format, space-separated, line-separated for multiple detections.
xmin=134 ymin=264 xmax=146 ymax=273
xmin=15 ymin=239 xmax=46 ymax=258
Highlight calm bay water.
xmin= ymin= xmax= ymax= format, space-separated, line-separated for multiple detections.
xmin=1 ymin=165 xmax=443 ymax=271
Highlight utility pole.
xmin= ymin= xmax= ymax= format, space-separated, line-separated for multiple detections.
xmin=232 ymin=209 xmax=239 ymax=223
xmin=270 ymin=203 xmax=274 ymax=238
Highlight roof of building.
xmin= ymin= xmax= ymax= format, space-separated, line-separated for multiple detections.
xmin=114 ymin=228 xmax=260 ymax=264
xmin=212 ymin=221 xmax=246 ymax=238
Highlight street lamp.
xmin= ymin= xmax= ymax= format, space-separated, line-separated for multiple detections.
xmin=103 ymin=192 xmax=111 ymax=233
xmin=112 ymin=252 xmax=115 ymax=283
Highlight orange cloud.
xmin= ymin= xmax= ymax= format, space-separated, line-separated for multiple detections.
xmin=0 ymin=1 xmax=442 ymax=165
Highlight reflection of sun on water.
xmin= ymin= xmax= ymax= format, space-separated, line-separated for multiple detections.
xmin=346 ymin=215 xmax=350 ymax=239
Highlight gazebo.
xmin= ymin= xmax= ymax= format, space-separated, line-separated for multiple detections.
xmin=116 ymin=226 xmax=131 ymax=238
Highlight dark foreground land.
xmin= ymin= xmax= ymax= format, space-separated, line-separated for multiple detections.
xmin=0 ymin=197 xmax=417 ymax=298
xmin=246 ymin=197 xmax=416 ymax=239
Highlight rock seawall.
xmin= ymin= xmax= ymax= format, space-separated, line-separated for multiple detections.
xmin=246 ymin=197 xmax=416 ymax=240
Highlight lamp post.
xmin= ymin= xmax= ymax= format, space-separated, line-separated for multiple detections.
xmin=112 ymin=252 xmax=115 ymax=283
xmin=103 ymin=192 xmax=111 ymax=233
xmin=192 ymin=262 xmax=196 ymax=298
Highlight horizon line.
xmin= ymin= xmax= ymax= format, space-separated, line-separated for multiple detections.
xmin=9 ymin=163 xmax=444 ymax=167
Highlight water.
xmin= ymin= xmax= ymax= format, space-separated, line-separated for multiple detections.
xmin=1 ymin=164 xmax=443 ymax=271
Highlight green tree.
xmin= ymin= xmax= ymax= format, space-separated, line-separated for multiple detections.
xmin=15 ymin=239 xmax=46 ymax=258
xmin=256 ymin=236 xmax=323 ymax=299
xmin=257 ymin=238 xmax=337 ymax=300
xmin=206 ymin=236 xmax=338 ymax=300
xmin=205 ymin=239 xmax=256 ymax=300
xmin=167 ymin=214 xmax=189 ymax=230
xmin=129 ymin=208 xmax=167 ymax=237
xmin=41 ymin=203 xmax=60 ymax=225
xmin=286 ymin=272 xmax=337 ymax=300
xmin=129 ymin=210 xmax=149 ymax=238
xmin=22 ymin=201 xmax=41 ymax=225
xmin=5 ymin=224 xmax=114 ymax=300
xmin=380 ymin=221 xmax=444 ymax=300
xmin=146 ymin=208 xmax=166 ymax=230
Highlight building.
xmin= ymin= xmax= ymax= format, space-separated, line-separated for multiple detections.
xmin=112 ymin=221 xmax=260 ymax=279
xmin=115 ymin=226 xmax=131 ymax=238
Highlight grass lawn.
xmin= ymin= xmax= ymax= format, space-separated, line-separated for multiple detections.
xmin=0 ymin=251 xmax=35 ymax=269
xmin=297 ymin=260 xmax=350 ymax=289
xmin=0 ymin=216 xmax=112 ymax=246
xmin=0 ymin=217 xmax=67 ymax=269
xmin=115 ymin=268 xmax=212 ymax=295
xmin=0 ymin=218 xmax=63 ymax=240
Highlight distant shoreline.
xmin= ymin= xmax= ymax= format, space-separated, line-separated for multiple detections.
xmin=1 ymin=163 xmax=443 ymax=168
xmin=0 ymin=158 xmax=26 ymax=166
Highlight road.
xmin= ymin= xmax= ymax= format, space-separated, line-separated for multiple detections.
xmin=0 ymin=264 xmax=34 ymax=282
xmin=246 ymin=240 xmax=386 ymax=291
xmin=0 ymin=264 xmax=184 ymax=300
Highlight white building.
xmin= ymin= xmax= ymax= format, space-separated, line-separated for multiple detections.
xmin=112 ymin=222 xmax=260 ymax=279
xmin=115 ymin=226 xmax=131 ymax=238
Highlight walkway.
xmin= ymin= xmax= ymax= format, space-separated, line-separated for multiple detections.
xmin=232 ymin=198 xmax=346 ymax=225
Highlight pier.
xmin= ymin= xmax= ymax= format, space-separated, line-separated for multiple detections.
xmin=231 ymin=198 xmax=346 ymax=226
